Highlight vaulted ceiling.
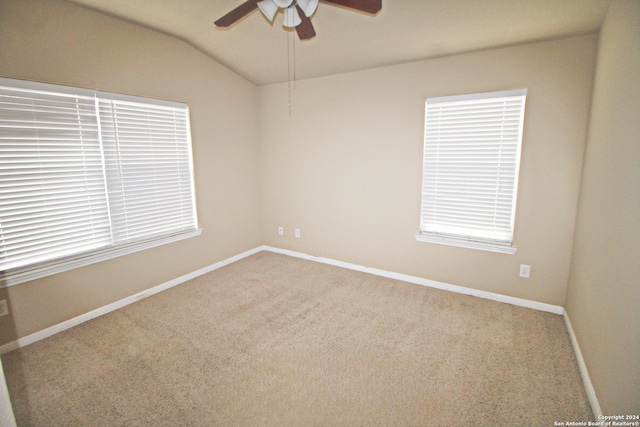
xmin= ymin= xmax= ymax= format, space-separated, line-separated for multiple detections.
xmin=65 ymin=0 xmax=612 ymax=85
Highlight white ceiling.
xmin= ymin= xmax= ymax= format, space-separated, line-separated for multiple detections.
xmin=65 ymin=0 xmax=612 ymax=86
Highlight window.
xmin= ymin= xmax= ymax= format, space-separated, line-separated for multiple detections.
xmin=416 ymin=89 xmax=527 ymax=254
xmin=0 ymin=78 xmax=200 ymax=286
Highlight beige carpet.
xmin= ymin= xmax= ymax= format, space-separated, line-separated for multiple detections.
xmin=2 ymin=251 xmax=593 ymax=426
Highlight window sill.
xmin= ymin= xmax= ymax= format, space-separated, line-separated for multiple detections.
xmin=415 ymin=233 xmax=517 ymax=254
xmin=0 ymin=229 xmax=203 ymax=288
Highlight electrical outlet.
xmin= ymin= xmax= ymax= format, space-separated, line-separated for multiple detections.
xmin=278 ymin=226 xmax=284 ymax=236
xmin=519 ymin=264 xmax=531 ymax=279
xmin=295 ymin=228 xmax=300 ymax=238
xmin=0 ymin=299 xmax=9 ymax=317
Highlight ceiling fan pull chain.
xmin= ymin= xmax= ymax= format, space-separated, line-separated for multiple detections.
xmin=293 ymin=28 xmax=297 ymax=89
xmin=287 ymin=29 xmax=292 ymax=115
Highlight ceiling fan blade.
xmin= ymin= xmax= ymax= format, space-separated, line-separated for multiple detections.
xmin=215 ymin=1 xmax=259 ymax=27
xmin=320 ymin=0 xmax=381 ymax=14
xmin=295 ymin=5 xmax=317 ymax=40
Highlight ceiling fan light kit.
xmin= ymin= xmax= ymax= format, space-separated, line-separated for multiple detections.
xmin=282 ymin=6 xmax=302 ymax=27
xmin=257 ymin=1 xmax=279 ymax=22
xmin=258 ymin=0 xmax=317 ymax=27
xmin=296 ymin=0 xmax=320 ymax=17
xmin=215 ymin=0 xmax=381 ymax=40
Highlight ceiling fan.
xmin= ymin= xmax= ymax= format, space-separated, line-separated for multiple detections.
xmin=215 ymin=0 xmax=382 ymax=40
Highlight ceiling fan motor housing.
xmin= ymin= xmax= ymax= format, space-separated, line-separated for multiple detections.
xmin=258 ymin=0 xmax=319 ymax=24
xmin=273 ymin=0 xmax=295 ymax=7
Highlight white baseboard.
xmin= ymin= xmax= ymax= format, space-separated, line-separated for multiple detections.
xmin=563 ymin=309 xmax=602 ymax=419
xmin=0 ymin=244 xmax=564 ymax=355
xmin=0 ymin=246 xmax=264 ymax=355
xmin=263 ymin=246 xmax=564 ymax=315
xmin=269 ymin=247 xmax=602 ymax=415
xmin=0 ymin=244 xmax=599 ymax=425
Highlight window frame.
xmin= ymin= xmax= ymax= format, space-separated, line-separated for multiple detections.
xmin=415 ymin=88 xmax=527 ymax=254
xmin=0 ymin=77 xmax=201 ymax=287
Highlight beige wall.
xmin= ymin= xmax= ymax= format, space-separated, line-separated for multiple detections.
xmin=566 ymin=0 xmax=640 ymax=415
xmin=0 ymin=0 xmax=262 ymax=345
xmin=259 ymin=36 xmax=596 ymax=306
xmin=0 ymin=0 xmax=635 ymax=417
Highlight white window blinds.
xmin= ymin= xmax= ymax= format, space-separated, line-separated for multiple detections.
xmin=98 ymin=98 xmax=196 ymax=244
xmin=419 ymin=89 xmax=526 ymax=251
xmin=0 ymin=87 xmax=111 ymax=271
xmin=0 ymin=78 xmax=198 ymax=283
